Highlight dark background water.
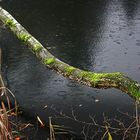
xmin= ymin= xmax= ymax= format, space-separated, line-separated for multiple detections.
xmin=0 ymin=0 xmax=140 ymax=139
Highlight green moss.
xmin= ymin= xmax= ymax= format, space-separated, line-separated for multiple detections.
xmin=43 ymin=58 xmax=55 ymax=65
xmin=87 ymin=73 xmax=103 ymax=86
xmin=32 ymin=44 xmax=42 ymax=52
xmin=65 ymin=66 xmax=75 ymax=74
xmin=78 ymin=71 xmax=88 ymax=77
xmin=127 ymin=82 xmax=140 ymax=99
xmin=5 ymin=19 xmax=15 ymax=27
xmin=18 ymin=33 xmax=31 ymax=42
xmin=78 ymin=72 xmax=122 ymax=86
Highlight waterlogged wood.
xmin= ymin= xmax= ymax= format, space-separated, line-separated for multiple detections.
xmin=0 ymin=7 xmax=140 ymax=101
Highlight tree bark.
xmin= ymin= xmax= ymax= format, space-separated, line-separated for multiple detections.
xmin=0 ymin=7 xmax=139 ymax=101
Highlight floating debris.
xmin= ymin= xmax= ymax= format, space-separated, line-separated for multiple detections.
xmin=44 ymin=105 xmax=48 ymax=109
xmin=37 ymin=116 xmax=45 ymax=127
xmin=95 ymin=99 xmax=99 ymax=102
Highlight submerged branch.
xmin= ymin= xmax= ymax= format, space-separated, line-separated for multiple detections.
xmin=0 ymin=7 xmax=139 ymax=100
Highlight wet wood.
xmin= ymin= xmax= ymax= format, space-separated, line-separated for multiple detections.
xmin=0 ymin=7 xmax=139 ymax=101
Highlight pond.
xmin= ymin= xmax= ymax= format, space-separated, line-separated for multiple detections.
xmin=1 ymin=0 xmax=140 ymax=139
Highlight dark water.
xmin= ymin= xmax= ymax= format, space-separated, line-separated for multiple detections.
xmin=1 ymin=0 xmax=140 ymax=139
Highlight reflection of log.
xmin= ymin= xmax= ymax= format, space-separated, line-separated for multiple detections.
xmin=0 ymin=7 xmax=139 ymax=101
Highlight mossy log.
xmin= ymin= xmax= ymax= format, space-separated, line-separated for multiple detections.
xmin=0 ymin=7 xmax=140 ymax=101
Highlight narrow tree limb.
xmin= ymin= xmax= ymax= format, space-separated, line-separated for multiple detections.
xmin=0 ymin=7 xmax=139 ymax=101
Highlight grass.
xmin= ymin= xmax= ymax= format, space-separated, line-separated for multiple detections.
xmin=0 ymin=76 xmax=34 ymax=140
xmin=0 ymin=74 xmax=18 ymax=140
xmin=0 ymin=102 xmax=13 ymax=140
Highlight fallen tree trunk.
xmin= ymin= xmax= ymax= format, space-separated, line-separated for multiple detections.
xmin=0 ymin=7 xmax=140 ymax=101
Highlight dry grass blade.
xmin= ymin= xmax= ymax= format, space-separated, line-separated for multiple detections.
xmin=37 ymin=116 xmax=45 ymax=127
xmin=0 ymin=87 xmax=18 ymax=114
xmin=0 ymin=48 xmax=14 ymax=140
xmin=0 ymin=102 xmax=13 ymax=140
xmin=135 ymin=101 xmax=140 ymax=140
xmin=49 ymin=117 xmax=56 ymax=140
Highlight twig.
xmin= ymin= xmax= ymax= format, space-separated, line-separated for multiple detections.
xmin=49 ymin=117 xmax=56 ymax=140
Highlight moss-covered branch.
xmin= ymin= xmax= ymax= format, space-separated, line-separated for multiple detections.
xmin=0 ymin=7 xmax=140 ymax=101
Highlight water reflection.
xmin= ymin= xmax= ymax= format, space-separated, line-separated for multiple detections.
xmin=122 ymin=0 xmax=140 ymax=20
xmin=2 ymin=0 xmax=111 ymax=70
